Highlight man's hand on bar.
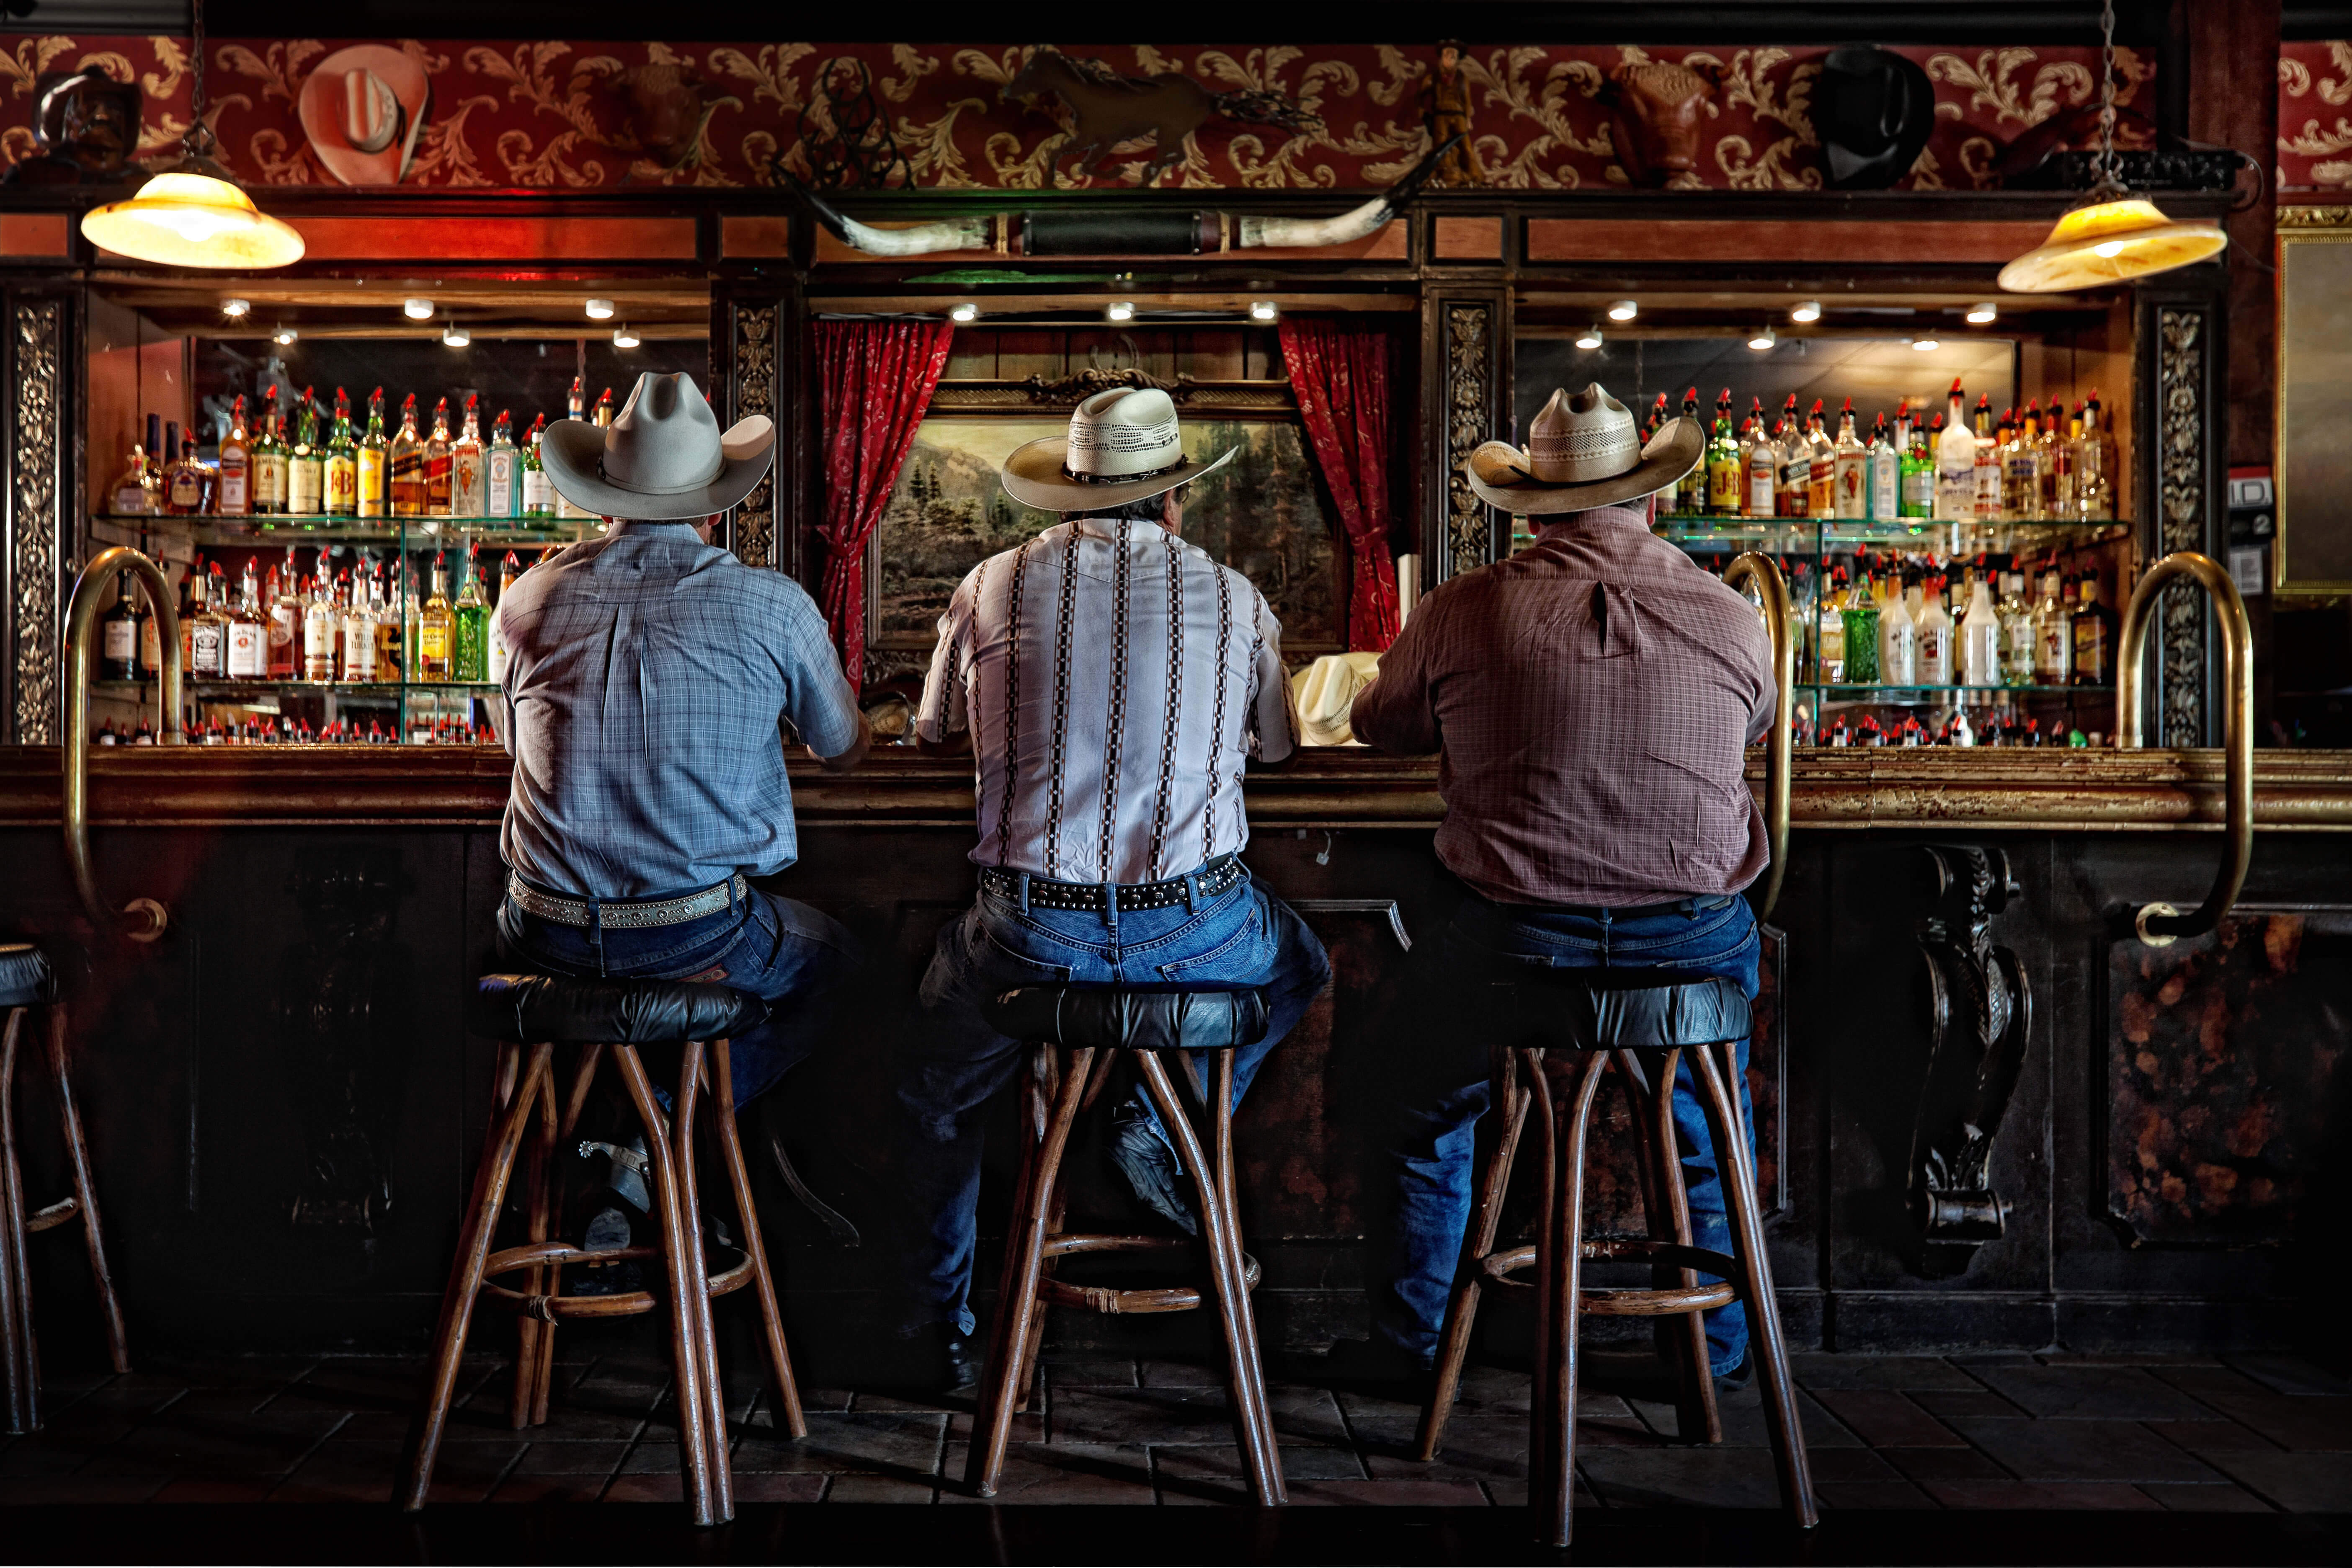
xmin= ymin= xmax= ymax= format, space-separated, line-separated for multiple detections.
xmin=815 ymin=711 xmax=873 ymax=773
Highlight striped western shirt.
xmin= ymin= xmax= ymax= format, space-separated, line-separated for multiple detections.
xmin=916 ymin=516 xmax=1298 ymax=885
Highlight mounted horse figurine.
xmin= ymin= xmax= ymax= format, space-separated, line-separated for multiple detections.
xmin=1006 ymin=46 xmax=1322 ymax=187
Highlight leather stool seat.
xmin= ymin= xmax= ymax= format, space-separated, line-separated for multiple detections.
xmin=471 ymin=974 xmax=768 ymax=1045
xmin=0 ymin=945 xmax=57 ymax=1011
xmin=983 ymin=983 xmax=1267 ymax=1053
xmin=1484 ymin=970 xmax=1750 ymax=1052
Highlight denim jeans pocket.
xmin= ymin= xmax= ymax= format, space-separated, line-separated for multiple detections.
xmin=1153 ymin=897 xmax=1273 ymax=984
xmin=977 ymin=918 xmax=1077 ymax=984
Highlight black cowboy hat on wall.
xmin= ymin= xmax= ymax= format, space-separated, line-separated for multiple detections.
xmin=1816 ymin=45 xmax=1936 ymax=191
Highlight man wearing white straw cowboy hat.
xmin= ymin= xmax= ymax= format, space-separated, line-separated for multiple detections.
xmin=896 ymin=386 xmax=1331 ymax=1392
xmin=1333 ymin=382 xmax=1775 ymax=1391
xmin=496 ymin=371 xmax=869 ymax=1283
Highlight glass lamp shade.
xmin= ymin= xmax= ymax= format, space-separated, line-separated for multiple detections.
xmin=80 ymin=170 xmax=305 ymax=269
xmin=1997 ymin=196 xmax=2226 ymax=293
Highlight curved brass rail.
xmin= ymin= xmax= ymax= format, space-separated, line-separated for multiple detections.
xmin=2115 ymin=551 xmax=2254 ymax=946
xmin=1724 ymin=552 xmax=1795 ymax=921
xmin=62 ymin=547 xmax=182 ymax=941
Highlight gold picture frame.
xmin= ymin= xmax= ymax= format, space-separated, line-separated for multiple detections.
xmin=2276 ymin=209 xmax=2352 ymax=593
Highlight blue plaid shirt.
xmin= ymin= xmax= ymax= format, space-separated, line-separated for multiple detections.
xmin=497 ymin=523 xmax=863 ymax=899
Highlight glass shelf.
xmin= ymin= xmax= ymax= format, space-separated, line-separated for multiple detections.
xmin=96 ymin=512 xmax=600 ymax=548
xmin=1655 ymin=512 xmax=2134 ymax=536
xmin=1806 ymin=682 xmax=2111 ymax=698
xmin=93 ymin=679 xmax=499 ymax=696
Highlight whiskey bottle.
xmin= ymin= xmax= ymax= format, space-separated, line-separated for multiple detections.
xmin=340 ymin=564 xmax=375 ymax=684
xmin=452 ymin=394 xmax=487 ymax=518
xmin=390 ymin=395 xmax=426 ymax=517
xmin=1934 ymin=378 xmax=1975 ymax=523
xmin=1831 ymin=398 xmax=1867 ymax=520
xmin=419 ymin=552 xmax=454 ymax=680
xmin=486 ymin=410 xmax=519 ymax=519
xmin=108 ymin=441 xmax=153 ymax=516
xmin=101 ymin=571 xmax=139 ymax=681
xmin=189 ymin=563 xmax=228 ymax=679
xmin=303 ymin=560 xmax=338 ymax=681
xmin=357 ymin=387 xmax=390 ymax=518
xmin=218 ymin=395 xmax=250 ymax=516
xmin=225 ymin=558 xmax=269 ymax=680
xmin=165 ymin=435 xmax=210 ymax=516
xmin=252 ymin=387 xmax=287 ymax=515
xmin=287 ymin=388 xmax=324 ymax=516
xmin=2071 ymin=572 xmax=2117 ymax=686
xmin=1674 ymin=388 xmax=1705 ymax=515
xmin=453 ymin=550 xmax=489 ymax=683
xmin=1805 ymin=398 xmax=1835 ymax=520
xmin=324 ymin=387 xmax=358 ymax=517
xmin=1742 ymin=399 xmax=1776 ymax=519
xmin=268 ymin=549 xmax=301 ymax=678
xmin=373 ymin=561 xmax=403 ymax=681
xmin=425 ymin=397 xmax=455 ymax=517
xmin=1774 ymin=396 xmax=1808 ymax=518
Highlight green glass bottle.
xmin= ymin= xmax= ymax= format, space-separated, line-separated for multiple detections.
xmin=323 ymin=387 xmax=357 ymax=516
xmin=1840 ymin=554 xmax=1882 ymax=685
xmin=357 ymin=387 xmax=390 ymax=518
xmin=286 ymin=387 xmax=324 ymax=517
xmin=452 ymin=549 xmax=489 ymax=683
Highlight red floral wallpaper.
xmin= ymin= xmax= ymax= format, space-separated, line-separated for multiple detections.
xmin=2279 ymin=41 xmax=2352 ymax=193
xmin=2 ymin=35 xmax=2158 ymax=193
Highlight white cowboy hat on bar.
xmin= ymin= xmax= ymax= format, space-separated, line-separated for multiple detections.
xmin=297 ymin=44 xmax=430 ymax=187
xmin=1000 ymin=386 xmax=1238 ymax=512
xmin=1465 ymin=382 xmax=1705 ymax=514
xmin=540 ymin=371 xmax=776 ymax=521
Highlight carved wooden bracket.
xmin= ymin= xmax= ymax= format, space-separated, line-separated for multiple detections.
xmin=1908 ymin=844 xmax=2030 ymax=1274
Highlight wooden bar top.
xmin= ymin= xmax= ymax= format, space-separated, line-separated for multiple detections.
xmin=2 ymin=747 xmax=2349 ymax=833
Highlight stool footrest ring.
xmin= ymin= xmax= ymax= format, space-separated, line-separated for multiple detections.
xmin=1478 ymin=1239 xmax=1742 ymax=1307
xmin=25 ymin=1196 xmax=80 ymax=1234
xmin=1035 ymin=1233 xmax=1261 ymax=1315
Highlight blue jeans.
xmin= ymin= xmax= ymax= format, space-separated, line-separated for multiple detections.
xmin=899 ymin=867 xmax=1331 ymax=1333
xmin=496 ymin=879 xmax=858 ymax=1107
xmin=1372 ymin=893 xmax=1761 ymax=1376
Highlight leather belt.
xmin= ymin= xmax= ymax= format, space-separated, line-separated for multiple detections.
xmin=506 ymin=873 xmax=748 ymax=931
xmin=979 ymin=854 xmax=1245 ymax=913
xmin=1523 ymin=893 xmax=1739 ymax=921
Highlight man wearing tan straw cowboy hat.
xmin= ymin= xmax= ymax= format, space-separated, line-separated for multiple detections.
xmin=1333 ymin=382 xmax=1775 ymax=1392
xmin=496 ymin=371 xmax=869 ymax=1282
xmin=895 ymin=386 xmax=1331 ymax=1392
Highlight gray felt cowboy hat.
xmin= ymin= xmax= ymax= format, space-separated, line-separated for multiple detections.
xmin=1465 ymin=382 xmax=1704 ymax=515
xmin=1001 ymin=386 xmax=1238 ymax=512
xmin=541 ymin=371 xmax=776 ymax=521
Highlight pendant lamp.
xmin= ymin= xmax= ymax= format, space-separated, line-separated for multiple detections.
xmin=1998 ymin=0 xmax=2223 ymax=293
xmin=79 ymin=0 xmax=303 ymax=269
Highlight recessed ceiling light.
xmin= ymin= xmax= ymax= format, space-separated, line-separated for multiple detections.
xmin=221 ymin=297 xmax=250 ymax=318
xmin=949 ymin=302 xmax=979 ymax=323
xmin=1748 ymin=325 xmax=1777 ymax=351
xmin=584 ymin=298 xmax=615 ymax=320
xmin=1573 ymin=324 xmax=1604 ymax=351
xmin=402 ymin=297 xmax=434 ymax=320
xmin=1965 ymin=302 xmax=1999 ymax=324
xmin=1789 ymin=300 xmax=1822 ymax=323
xmin=611 ymin=325 xmax=640 ymax=348
xmin=442 ymin=323 xmax=470 ymax=348
xmin=272 ymin=325 xmax=297 ymax=345
xmin=1607 ymin=299 xmax=1638 ymax=322
xmin=1105 ymin=300 xmax=1135 ymax=322
xmin=1248 ymin=300 xmax=1279 ymax=322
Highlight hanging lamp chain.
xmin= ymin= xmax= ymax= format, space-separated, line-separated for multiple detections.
xmin=2092 ymin=0 xmax=2124 ymax=199
xmin=183 ymin=0 xmax=218 ymax=164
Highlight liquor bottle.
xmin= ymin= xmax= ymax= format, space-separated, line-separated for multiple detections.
xmin=592 ymin=386 xmax=614 ymax=427
xmin=1775 ymin=396 xmax=1809 ymax=518
xmin=1831 ymin=398 xmax=1867 ymax=520
xmin=1898 ymin=414 xmax=1933 ymax=520
xmin=287 ymin=388 xmax=324 ymax=516
xmin=225 ymin=558 xmax=269 ymax=679
xmin=522 ymin=413 xmax=552 ymax=518
xmin=452 ymin=394 xmax=487 ymax=518
xmin=1639 ymin=392 xmax=1662 ymax=447
xmin=1815 ymin=563 xmax=1848 ymax=683
xmin=252 ymin=387 xmax=287 ymax=515
xmin=2005 ymin=405 xmax=2039 ymax=520
xmin=2037 ymin=397 xmax=2066 ymax=520
xmin=218 ymin=395 xmax=250 ymax=516
xmin=1999 ymin=570 xmax=2035 ymax=686
xmin=165 ymin=435 xmax=209 ymax=516
xmin=451 ymin=551 xmax=489 ymax=682
xmin=2034 ymin=566 xmax=2073 ymax=685
xmin=373 ymin=561 xmax=403 ymax=681
xmin=268 ymin=549 xmax=301 ymax=678
xmin=303 ymin=559 xmax=338 ymax=681
xmin=390 ymin=395 xmax=426 ymax=517
xmin=101 ymin=571 xmax=139 ymax=681
xmin=1916 ymin=571 xmax=1954 ymax=685
xmin=2053 ymin=404 xmax=2081 ymax=521
xmin=2076 ymin=391 xmax=2117 ymax=521
xmin=189 ymin=563 xmax=228 ymax=679
xmin=357 ymin=387 xmax=390 ymax=519
xmin=556 ymin=381 xmax=593 ymax=521
xmin=1960 ymin=569 xmax=2002 ymax=686
xmin=1880 ymin=566 xmax=1919 ymax=686
xmin=404 ymin=561 xmax=423 ymax=680
xmin=324 ymin=387 xmax=358 ymax=517
xmin=1743 ymin=400 xmax=1776 ymax=519
xmin=1674 ymin=388 xmax=1705 ymax=515
xmin=1971 ymin=395 xmax=2001 ymax=523
xmin=1865 ymin=413 xmax=1898 ymax=523
xmin=1841 ymin=554 xmax=1881 ymax=684
xmin=425 ymin=397 xmax=455 ymax=517
xmin=487 ymin=551 xmax=521 ymax=684
xmin=2071 ymin=571 xmax=2117 ymax=686
xmin=109 ymin=440 xmax=153 ymax=515
xmin=1934 ymin=377 xmax=1975 ymax=523
xmin=1805 ymin=399 xmax=1835 ymax=519
xmin=486 ymin=410 xmax=520 ymax=519
xmin=340 ymin=564 xmax=375 ymax=684
xmin=419 ymin=552 xmax=454 ymax=680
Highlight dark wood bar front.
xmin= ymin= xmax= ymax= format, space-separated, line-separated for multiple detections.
xmin=2 ymin=747 xmax=2344 ymax=1368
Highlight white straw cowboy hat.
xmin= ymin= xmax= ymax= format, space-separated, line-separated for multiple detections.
xmin=1001 ymin=386 xmax=1238 ymax=512
xmin=298 ymin=44 xmax=430 ymax=186
xmin=1465 ymin=382 xmax=1704 ymax=515
xmin=541 ymin=372 xmax=776 ymax=521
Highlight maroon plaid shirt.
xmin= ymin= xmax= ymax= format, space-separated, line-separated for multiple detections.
xmin=1351 ymin=505 xmax=1773 ymax=908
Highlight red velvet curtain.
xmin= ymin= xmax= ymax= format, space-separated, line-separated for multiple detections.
xmin=815 ymin=319 xmax=955 ymax=688
xmin=1278 ymin=316 xmax=1402 ymax=651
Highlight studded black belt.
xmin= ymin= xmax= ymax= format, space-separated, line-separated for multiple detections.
xmin=979 ymin=854 xmax=1245 ymax=913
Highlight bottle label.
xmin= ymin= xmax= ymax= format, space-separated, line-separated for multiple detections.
xmin=169 ymin=471 xmax=203 ymax=511
xmin=191 ymin=621 xmax=224 ymax=676
xmin=358 ymin=449 xmax=387 ymax=516
xmin=141 ymin=616 xmax=160 ymax=671
xmin=305 ymin=611 xmax=335 ymax=658
xmin=1834 ymin=455 xmax=1865 ymax=518
xmin=421 ymin=623 xmax=450 ymax=661
xmin=288 ymin=459 xmax=322 ymax=514
xmin=343 ymin=619 xmax=373 ymax=679
xmin=218 ymin=455 xmax=248 ymax=516
xmin=326 ymin=454 xmax=356 ymax=513
xmin=455 ymin=454 xmax=485 ymax=516
xmin=227 ymin=621 xmax=267 ymax=679
xmin=103 ymin=619 xmax=135 ymax=663
xmin=488 ymin=451 xmax=517 ymax=517
xmin=253 ymin=452 xmax=286 ymax=509
xmin=426 ymin=455 xmax=454 ymax=511
xmin=1745 ymin=463 xmax=1773 ymax=518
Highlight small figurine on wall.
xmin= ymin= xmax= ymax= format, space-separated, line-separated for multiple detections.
xmin=1601 ymin=55 xmax=1728 ymax=190
xmin=1004 ymin=45 xmax=1321 ymax=188
xmin=1418 ymin=41 xmax=1487 ymax=188
xmin=3 ymin=67 xmax=141 ymax=186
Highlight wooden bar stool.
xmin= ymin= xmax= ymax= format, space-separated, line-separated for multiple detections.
xmin=0 ymin=943 xmax=130 ymax=1435
xmin=397 ymin=974 xmax=808 ymax=1527
xmin=966 ymin=985 xmax=1286 ymax=1505
xmin=1412 ymin=970 xmax=1816 ymax=1547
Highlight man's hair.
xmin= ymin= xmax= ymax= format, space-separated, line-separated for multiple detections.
xmin=1064 ymin=482 xmax=1191 ymax=525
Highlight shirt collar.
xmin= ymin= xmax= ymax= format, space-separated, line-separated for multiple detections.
xmin=1533 ymin=502 xmax=1653 ymax=542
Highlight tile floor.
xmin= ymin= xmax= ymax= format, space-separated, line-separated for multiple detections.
xmin=1 ymin=1348 xmax=2346 ymax=1512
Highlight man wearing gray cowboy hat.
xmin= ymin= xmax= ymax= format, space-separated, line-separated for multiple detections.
xmin=1336 ymin=382 xmax=1775 ymax=1391
xmin=497 ymin=371 xmax=869 ymax=1280
xmin=896 ymin=386 xmax=1331 ymax=1391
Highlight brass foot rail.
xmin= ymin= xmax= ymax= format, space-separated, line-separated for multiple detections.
xmin=60 ymin=547 xmax=182 ymax=941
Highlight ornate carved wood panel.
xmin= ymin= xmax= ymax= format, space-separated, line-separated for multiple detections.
xmin=6 ymin=294 xmax=66 ymax=746
xmin=1441 ymin=302 xmax=1494 ymax=581
xmin=726 ymin=299 xmax=781 ymax=571
xmin=2148 ymin=301 xmax=2221 ymax=747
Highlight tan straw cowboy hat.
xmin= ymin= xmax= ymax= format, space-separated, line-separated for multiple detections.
xmin=298 ymin=44 xmax=429 ymax=187
xmin=541 ymin=372 xmax=776 ymax=521
xmin=1465 ymin=382 xmax=1704 ymax=514
xmin=1001 ymin=386 xmax=1238 ymax=512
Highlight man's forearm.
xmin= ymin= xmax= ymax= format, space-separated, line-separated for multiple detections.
xmin=815 ymin=711 xmax=873 ymax=773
